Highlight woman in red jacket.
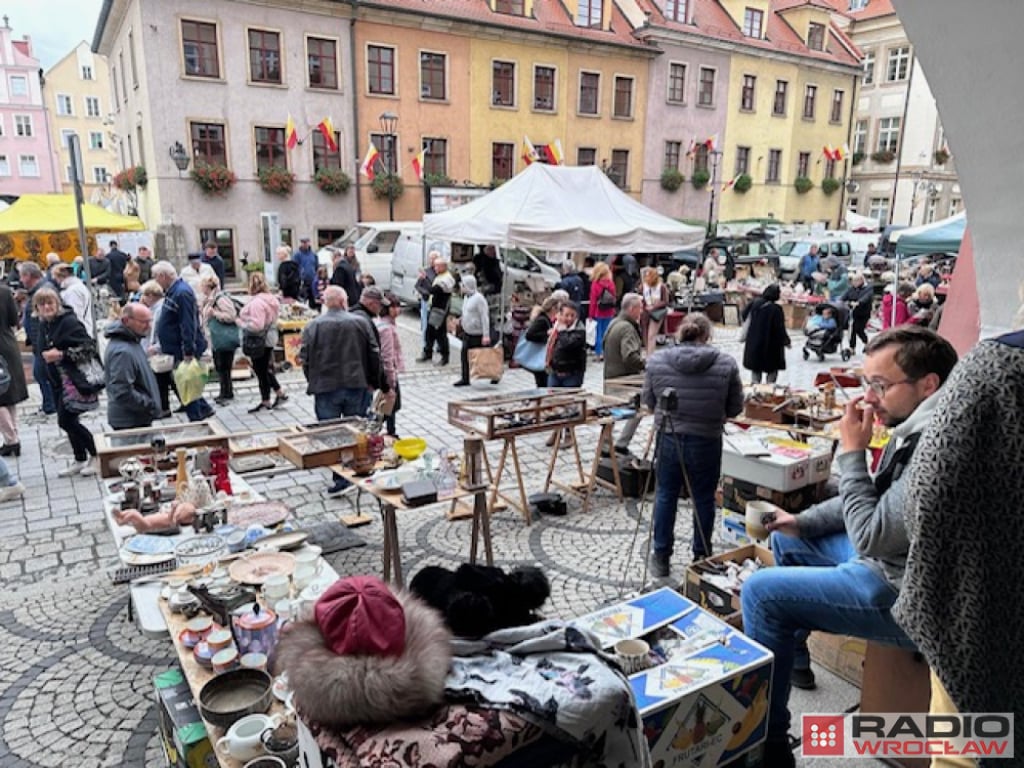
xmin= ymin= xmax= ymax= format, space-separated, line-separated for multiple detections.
xmin=588 ymin=261 xmax=617 ymax=361
xmin=881 ymin=282 xmax=914 ymax=329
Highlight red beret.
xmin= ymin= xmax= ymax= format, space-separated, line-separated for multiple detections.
xmin=314 ymin=576 xmax=406 ymax=657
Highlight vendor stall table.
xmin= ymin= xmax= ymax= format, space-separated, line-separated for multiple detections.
xmin=328 ymin=464 xmax=491 ymax=588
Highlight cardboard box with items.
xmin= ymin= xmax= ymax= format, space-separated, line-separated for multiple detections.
xmin=684 ymin=545 xmax=775 ymax=627
xmin=571 ymin=588 xmax=774 ymax=768
xmin=722 ymin=434 xmax=833 ymax=492
xmin=154 ymin=667 xmax=213 ymax=768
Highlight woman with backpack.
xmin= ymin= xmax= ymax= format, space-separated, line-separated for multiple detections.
xmin=200 ymin=276 xmax=240 ymax=406
xmin=588 ymin=261 xmax=617 ymax=361
xmin=239 ymin=273 xmax=288 ymax=413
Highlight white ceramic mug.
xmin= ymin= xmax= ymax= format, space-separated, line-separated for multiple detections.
xmin=262 ymin=574 xmax=290 ymax=603
xmin=293 ymin=545 xmax=322 ymax=571
xmin=745 ymin=500 xmax=777 ymax=541
xmin=216 ymin=713 xmax=282 ymax=761
xmin=614 ymin=638 xmax=651 ymax=675
xmin=292 ymin=562 xmax=317 ymax=591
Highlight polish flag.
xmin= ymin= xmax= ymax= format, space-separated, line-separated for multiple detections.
xmin=522 ymin=135 xmax=539 ymax=165
xmin=411 ymin=149 xmax=425 ymax=181
xmin=317 ymin=117 xmax=338 ymax=152
xmin=285 ymin=114 xmax=299 ymax=150
xmin=360 ymin=144 xmax=380 ymax=180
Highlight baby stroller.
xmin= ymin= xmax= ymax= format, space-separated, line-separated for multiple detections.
xmin=802 ymin=303 xmax=852 ymax=362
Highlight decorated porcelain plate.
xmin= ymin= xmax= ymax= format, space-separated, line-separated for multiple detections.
xmin=228 ymin=551 xmax=296 ymax=585
xmin=118 ymin=544 xmax=176 ymax=566
xmin=123 ymin=534 xmax=178 ymax=555
xmin=253 ymin=530 xmax=309 ymax=552
xmin=228 ymin=501 xmax=290 ymax=529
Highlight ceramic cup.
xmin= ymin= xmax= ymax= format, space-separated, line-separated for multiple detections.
xmin=206 ymin=628 xmax=234 ymax=652
xmin=216 ymin=713 xmax=283 ymax=762
xmin=292 ymin=562 xmax=317 ymax=591
xmin=292 ymin=546 xmax=322 ymax=572
xmin=745 ymin=500 xmax=777 ymax=541
xmin=261 ymin=721 xmax=299 ymax=766
xmin=614 ymin=638 xmax=651 ymax=675
xmin=185 ymin=616 xmax=214 ymax=638
xmin=262 ymin=574 xmax=290 ymax=603
xmin=211 ymin=647 xmax=239 ymax=675
xmin=240 ymin=652 xmax=268 ymax=672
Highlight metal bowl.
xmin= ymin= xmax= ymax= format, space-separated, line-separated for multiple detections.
xmin=197 ymin=668 xmax=273 ymax=729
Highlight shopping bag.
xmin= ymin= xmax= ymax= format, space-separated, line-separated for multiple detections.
xmin=512 ymin=333 xmax=547 ymax=372
xmin=172 ymin=359 xmax=209 ymax=406
xmin=469 ymin=346 xmax=503 ymax=382
xmin=585 ymin=318 xmax=598 ymax=348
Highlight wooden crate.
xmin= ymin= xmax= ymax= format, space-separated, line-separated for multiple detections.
xmin=277 ymin=424 xmax=369 ymax=470
xmin=95 ymin=420 xmax=230 ymax=478
xmin=447 ymin=388 xmax=591 ymax=439
xmin=228 ymin=425 xmax=300 ymax=456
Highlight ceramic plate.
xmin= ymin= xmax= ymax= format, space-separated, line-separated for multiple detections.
xmin=228 ymin=501 xmax=290 ymax=528
xmin=253 ymin=530 xmax=309 ymax=552
xmin=370 ymin=468 xmax=419 ymax=491
xmin=228 ymin=551 xmax=296 ymax=585
xmin=123 ymin=534 xmax=178 ymax=555
xmin=118 ymin=545 xmax=176 ymax=566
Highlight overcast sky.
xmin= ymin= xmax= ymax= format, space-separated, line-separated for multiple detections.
xmin=5 ymin=0 xmax=105 ymax=70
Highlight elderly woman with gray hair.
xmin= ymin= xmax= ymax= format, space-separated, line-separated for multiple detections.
xmin=453 ymin=274 xmax=490 ymax=387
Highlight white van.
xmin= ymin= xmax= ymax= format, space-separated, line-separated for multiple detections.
xmin=777 ymin=237 xmax=853 ymax=279
xmin=317 ymin=221 xmax=421 ymax=289
xmin=390 ymin=233 xmax=560 ymax=307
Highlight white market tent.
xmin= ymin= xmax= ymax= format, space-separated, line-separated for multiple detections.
xmin=844 ymin=210 xmax=881 ymax=233
xmin=423 ymin=163 xmax=704 ymax=252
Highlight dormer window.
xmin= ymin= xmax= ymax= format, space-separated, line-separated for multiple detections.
xmin=577 ymin=0 xmax=602 ymax=28
xmin=495 ymin=0 xmax=525 ymax=15
xmin=807 ymin=22 xmax=825 ymax=51
xmin=743 ymin=7 xmax=764 ymax=38
xmin=665 ymin=0 xmax=687 ymax=23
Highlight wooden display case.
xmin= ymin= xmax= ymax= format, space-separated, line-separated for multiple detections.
xmin=277 ymin=424 xmax=369 ymax=470
xmin=94 ymin=420 xmax=230 ymax=478
xmin=228 ymin=425 xmax=300 ymax=456
xmin=447 ymin=388 xmax=628 ymax=440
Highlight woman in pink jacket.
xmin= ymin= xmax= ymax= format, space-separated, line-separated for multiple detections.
xmin=239 ymin=272 xmax=288 ymax=412
xmin=588 ymin=261 xmax=617 ymax=361
xmin=375 ymin=291 xmax=405 ymax=437
xmin=881 ymin=282 xmax=913 ymax=329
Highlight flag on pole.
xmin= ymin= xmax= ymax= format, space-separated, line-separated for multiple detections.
xmin=686 ymin=137 xmax=698 ymax=159
xmin=411 ymin=148 xmax=425 ymax=181
xmin=704 ymin=134 xmax=719 ymax=151
xmin=317 ymin=117 xmax=338 ymax=152
xmin=722 ymin=174 xmax=741 ymax=192
xmin=834 ymin=143 xmax=850 ymax=161
xmin=285 ymin=114 xmax=299 ymax=150
xmin=522 ymin=136 xmax=538 ymax=165
xmin=545 ymin=139 xmax=564 ymax=165
xmin=823 ymin=144 xmax=836 ymax=160
xmin=360 ymin=144 xmax=380 ymax=180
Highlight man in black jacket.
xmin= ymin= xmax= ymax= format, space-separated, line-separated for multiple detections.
xmin=842 ymin=272 xmax=874 ymax=354
xmin=277 ymin=248 xmax=302 ymax=301
xmin=330 ymin=246 xmax=361 ymax=308
xmin=106 ymin=240 xmax=129 ymax=298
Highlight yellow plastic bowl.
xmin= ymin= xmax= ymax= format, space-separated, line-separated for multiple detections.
xmin=394 ymin=437 xmax=427 ymax=461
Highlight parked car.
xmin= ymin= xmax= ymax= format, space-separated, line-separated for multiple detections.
xmin=317 ymin=220 xmax=422 ymax=289
xmin=701 ymin=236 xmax=780 ymax=279
xmin=777 ymin=237 xmax=853 ymax=280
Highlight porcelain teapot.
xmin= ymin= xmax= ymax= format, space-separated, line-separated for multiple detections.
xmin=232 ymin=602 xmax=278 ymax=656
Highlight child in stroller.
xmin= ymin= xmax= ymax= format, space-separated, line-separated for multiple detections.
xmin=802 ymin=303 xmax=852 ymax=361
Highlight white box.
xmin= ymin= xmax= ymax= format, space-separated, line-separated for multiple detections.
xmin=721 ymin=508 xmax=755 ymax=548
xmin=721 ymin=445 xmax=811 ymax=491
xmin=807 ymin=446 xmax=835 ymax=484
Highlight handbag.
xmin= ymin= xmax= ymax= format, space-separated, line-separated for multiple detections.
xmin=65 ymin=343 xmax=106 ymax=395
xmin=208 ymin=317 xmax=240 ymax=352
xmin=149 ymin=353 xmax=174 ymax=374
xmin=597 ymin=286 xmax=616 ymax=309
xmin=59 ymin=369 xmax=99 ymax=414
xmin=648 ymin=306 xmax=669 ymax=323
xmin=0 ymin=357 xmax=9 ymax=397
xmin=469 ymin=346 xmax=503 ymax=382
xmin=242 ymin=330 xmax=267 ymax=358
xmin=512 ymin=333 xmax=547 ymax=373
xmin=427 ymin=306 xmax=447 ymax=330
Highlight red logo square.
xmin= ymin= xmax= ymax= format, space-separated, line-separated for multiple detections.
xmin=802 ymin=715 xmax=845 ymax=756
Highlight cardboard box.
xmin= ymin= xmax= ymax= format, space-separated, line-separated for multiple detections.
xmin=721 ymin=444 xmax=811 ymax=492
xmin=720 ymin=475 xmax=824 ymax=515
xmin=574 ymin=588 xmax=773 ymax=767
xmin=721 ymin=507 xmax=755 ymax=548
xmin=154 ymin=667 xmax=213 ymax=768
xmin=860 ymin=642 xmax=931 ymax=768
xmin=807 ymin=632 xmax=866 ymax=688
xmin=683 ymin=545 xmax=774 ymax=623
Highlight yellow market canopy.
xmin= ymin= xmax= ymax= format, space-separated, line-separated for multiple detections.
xmin=0 ymin=194 xmax=145 ymax=263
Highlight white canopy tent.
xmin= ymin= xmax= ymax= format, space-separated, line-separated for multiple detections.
xmin=423 ymin=163 xmax=704 ymax=252
xmin=844 ymin=210 xmax=881 ymax=233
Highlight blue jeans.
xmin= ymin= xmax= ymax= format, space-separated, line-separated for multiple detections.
xmin=315 ymin=387 xmax=368 ymax=487
xmin=547 ymin=372 xmax=583 ymax=388
xmin=741 ymin=531 xmax=916 ymax=741
xmin=419 ymin=299 xmax=429 ymax=336
xmin=652 ymin=431 xmax=722 ymax=559
xmin=0 ymin=456 xmax=16 ymax=486
xmin=594 ymin=317 xmax=612 ymax=356
xmin=34 ymin=353 xmax=56 ymax=413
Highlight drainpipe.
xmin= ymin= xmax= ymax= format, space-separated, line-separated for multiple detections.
xmin=38 ymin=68 xmax=61 ymax=193
xmin=349 ymin=5 xmax=362 ymax=221
xmin=889 ymin=50 xmax=916 ymax=225
xmin=837 ymin=70 xmax=858 ymax=228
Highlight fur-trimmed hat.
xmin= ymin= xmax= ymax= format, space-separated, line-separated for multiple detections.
xmin=273 ymin=578 xmax=452 ymax=728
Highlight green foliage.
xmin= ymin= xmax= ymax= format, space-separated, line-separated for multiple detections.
xmin=190 ymin=162 xmax=237 ymax=195
xmin=690 ymin=169 xmax=710 ymax=189
xmin=734 ymin=174 xmax=752 ymax=193
xmin=423 ymin=172 xmax=454 ymax=187
xmin=257 ymin=166 xmax=296 ymax=196
xmin=660 ymin=167 xmax=684 ymax=192
xmin=314 ymin=167 xmax=351 ymax=194
xmin=794 ymin=176 xmax=814 ymax=194
xmin=933 ymin=149 xmax=950 ymax=166
xmin=821 ymin=177 xmax=841 ymax=195
xmin=851 ymin=151 xmax=865 ymax=166
xmin=372 ymin=173 xmax=404 ymax=201
xmin=113 ymin=165 xmax=147 ymax=191
xmin=871 ymin=150 xmax=896 ymax=164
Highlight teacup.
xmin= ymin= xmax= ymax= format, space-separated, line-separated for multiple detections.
xmin=216 ymin=713 xmax=282 ymax=762
xmin=745 ymin=500 xmax=777 ymax=541
xmin=211 ymin=647 xmax=239 ymax=675
xmin=240 ymin=652 xmax=268 ymax=672
xmin=614 ymin=638 xmax=651 ymax=675
xmin=262 ymin=574 xmax=291 ymax=603
xmin=261 ymin=721 xmax=299 ymax=765
xmin=292 ymin=563 xmax=317 ymax=591
xmin=206 ymin=628 xmax=234 ymax=652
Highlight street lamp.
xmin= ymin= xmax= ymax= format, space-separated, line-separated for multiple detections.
xmin=706 ymin=149 xmax=723 ymax=239
xmin=908 ymin=172 xmax=936 ymax=226
xmin=378 ymin=111 xmax=398 ymax=221
xmin=169 ymin=141 xmax=190 ymax=176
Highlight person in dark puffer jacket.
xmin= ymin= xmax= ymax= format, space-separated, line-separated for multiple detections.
xmin=643 ymin=313 xmax=743 ymax=574
xmin=104 ymin=304 xmax=162 ymax=429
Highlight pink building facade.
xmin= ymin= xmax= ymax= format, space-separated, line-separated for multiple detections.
xmin=0 ymin=19 xmax=61 ymax=195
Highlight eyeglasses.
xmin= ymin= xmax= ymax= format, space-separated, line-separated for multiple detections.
xmin=861 ymin=376 xmax=916 ymax=396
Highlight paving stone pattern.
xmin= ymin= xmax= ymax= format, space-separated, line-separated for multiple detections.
xmin=0 ymin=314 xmax=875 ymax=767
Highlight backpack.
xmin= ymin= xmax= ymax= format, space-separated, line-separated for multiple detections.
xmin=597 ymin=286 xmax=616 ymax=309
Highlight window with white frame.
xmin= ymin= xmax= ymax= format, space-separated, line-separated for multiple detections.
xmin=492 ymin=61 xmax=516 ymax=107
xmin=89 ymin=131 xmax=104 ymax=150
xmin=741 ymin=75 xmax=756 ymax=111
xmin=735 ymin=146 xmax=750 ymax=176
xmin=949 ymin=198 xmax=961 ymax=216
xmin=797 ymin=152 xmax=810 ymax=179
xmin=665 ymin=0 xmax=687 ymax=22
xmin=576 ymin=0 xmax=602 ymax=27
xmin=19 ymin=155 xmax=39 ymax=177
xmin=0 ymin=155 xmax=8 ymax=175
xmin=367 ymin=45 xmax=396 ymax=95
xmin=773 ymin=80 xmax=787 ymax=116
xmin=182 ymin=19 xmax=220 ymax=78
xmin=825 ymin=158 xmax=836 ymax=179
xmin=93 ymin=167 xmax=109 ymax=184
xmin=831 ymin=90 xmax=844 ymax=123
xmin=743 ymin=8 xmax=763 ymax=38
xmin=129 ymin=30 xmax=138 ymax=87
xmin=667 ymin=63 xmax=686 ymax=103
xmin=9 ymin=76 xmax=27 ymax=97
xmin=61 ymin=129 xmax=76 ymax=148
xmin=697 ymin=67 xmax=715 ymax=106
xmin=862 ymin=50 xmax=875 ymax=85
xmin=307 ymin=37 xmax=339 ymax=89
xmin=420 ymin=51 xmax=447 ymax=100
xmin=807 ymin=22 xmax=825 ymax=51
xmin=578 ymin=71 xmax=599 ymax=115
xmin=57 ymin=94 xmax=74 ymax=116
xmin=533 ymin=66 xmax=556 ymax=111
xmin=803 ymin=84 xmax=817 ymax=119
xmin=886 ymin=46 xmax=910 ymax=82
xmin=609 ymin=149 xmax=628 ymax=189
xmin=926 ymin=198 xmax=938 ymax=224
xmin=877 ymin=116 xmax=900 ymax=153
xmin=767 ymin=149 xmax=782 ymax=182
xmin=81 ymin=65 xmax=93 ymax=80
xmin=85 ymin=96 xmax=101 ymax=117
xmin=664 ymin=141 xmax=682 ymax=171
xmin=853 ymin=119 xmax=868 ymax=154
xmin=492 ymin=142 xmax=514 ymax=181
xmin=868 ymin=197 xmax=890 ymax=224
xmin=14 ymin=115 xmax=32 ymax=137
xmin=577 ymin=147 xmax=596 ymax=166
xmin=613 ymin=76 xmax=634 ymax=118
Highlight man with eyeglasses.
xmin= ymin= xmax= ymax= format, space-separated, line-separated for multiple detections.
xmin=740 ymin=326 xmax=958 ymax=768
xmin=103 ymin=303 xmax=162 ymax=430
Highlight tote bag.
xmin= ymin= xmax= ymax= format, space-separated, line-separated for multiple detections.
xmin=208 ymin=317 xmax=240 ymax=352
xmin=512 ymin=333 xmax=547 ymax=373
xmin=469 ymin=346 xmax=503 ymax=382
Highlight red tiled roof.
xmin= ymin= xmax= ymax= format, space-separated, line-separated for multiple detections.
xmin=12 ymin=40 xmax=30 ymax=57
xmin=638 ymin=0 xmax=859 ymax=67
xmin=847 ymin=0 xmax=895 ymax=20
xmin=357 ymin=0 xmax=652 ymax=50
